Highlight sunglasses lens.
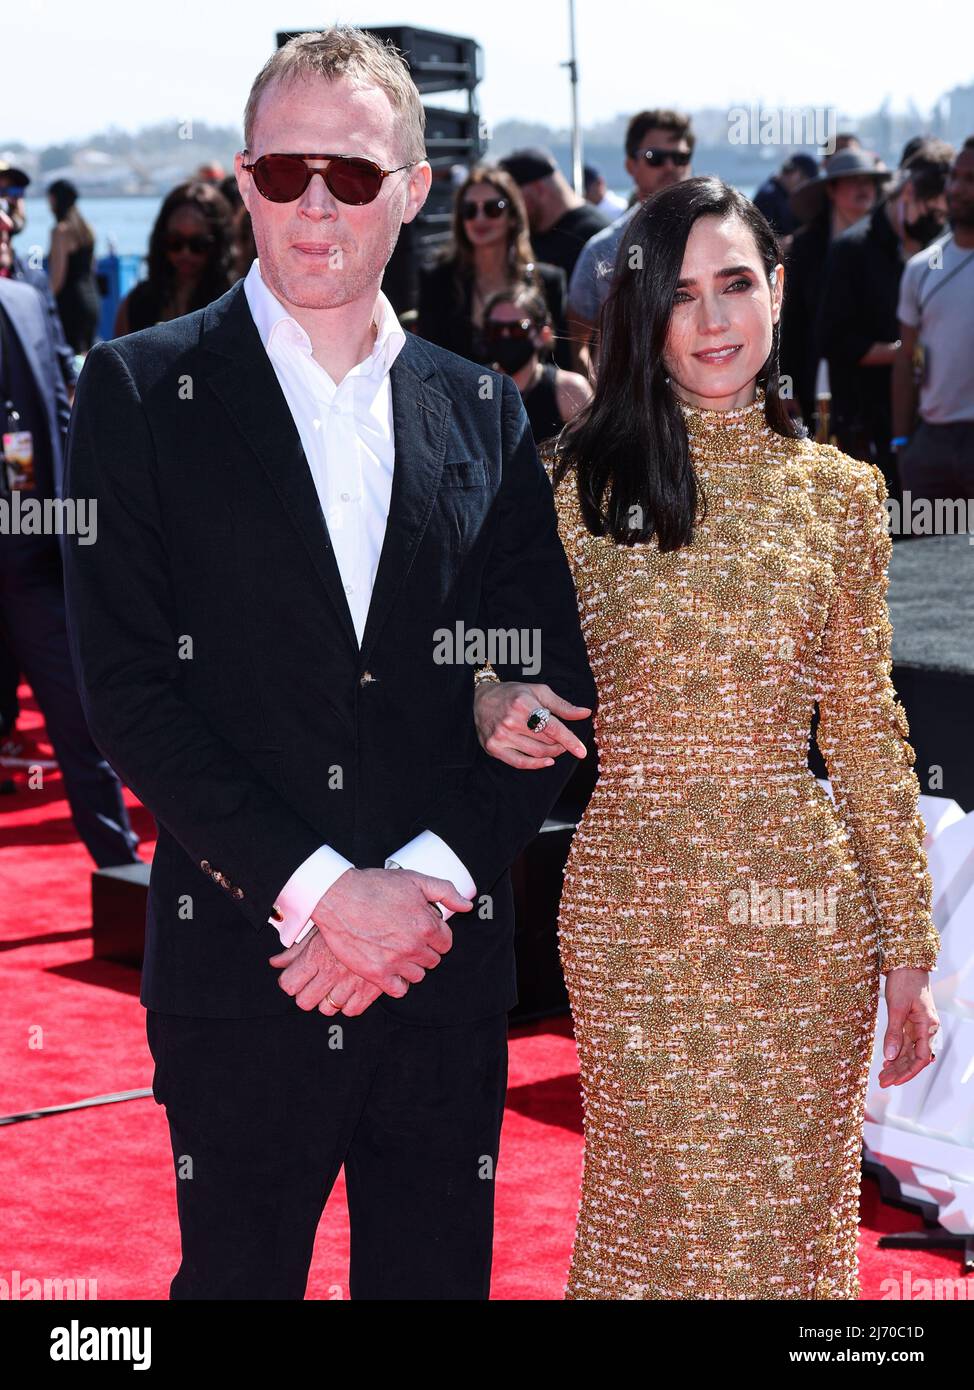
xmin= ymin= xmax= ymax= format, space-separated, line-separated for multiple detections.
xmin=326 ymin=157 xmax=383 ymax=205
xmin=253 ymin=155 xmax=309 ymax=202
xmin=462 ymin=198 xmax=506 ymax=220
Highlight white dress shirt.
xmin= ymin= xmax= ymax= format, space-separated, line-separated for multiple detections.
xmin=242 ymin=259 xmax=476 ymax=947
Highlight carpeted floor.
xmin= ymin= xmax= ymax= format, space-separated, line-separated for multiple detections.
xmin=1 ymin=685 xmax=967 ymax=1300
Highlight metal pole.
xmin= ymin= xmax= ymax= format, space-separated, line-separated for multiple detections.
xmin=561 ymin=0 xmax=583 ymax=195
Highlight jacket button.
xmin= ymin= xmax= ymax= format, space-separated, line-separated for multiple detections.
xmin=359 ymin=670 xmax=375 ymax=686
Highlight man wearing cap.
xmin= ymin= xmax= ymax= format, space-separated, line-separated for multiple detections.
xmin=0 ymin=161 xmax=29 ymax=238
xmin=497 ymin=147 xmax=608 ymax=285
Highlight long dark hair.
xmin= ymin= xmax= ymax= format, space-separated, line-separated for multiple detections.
xmin=441 ymin=164 xmax=537 ymax=280
xmin=142 ymin=180 xmax=235 ymax=312
xmin=551 ymin=176 xmax=801 ymax=550
xmin=47 ymin=178 xmax=95 ymax=250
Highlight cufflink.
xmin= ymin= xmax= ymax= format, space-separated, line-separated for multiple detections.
xmin=270 ymin=905 xmax=284 ymax=923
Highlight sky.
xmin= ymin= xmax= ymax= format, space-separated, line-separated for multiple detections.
xmin=4 ymin=0 xmax=970 ymax=146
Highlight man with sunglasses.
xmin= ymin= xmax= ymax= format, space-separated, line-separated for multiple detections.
xmin=566 ymin=109 xmax=695 ymax=377
xmin=62 ymin=27 xmax=596 ymax=1302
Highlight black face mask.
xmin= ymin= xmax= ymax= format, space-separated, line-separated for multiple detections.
xmin=904 ymin=212 xmax=946 ymax=246
xmin=485 ymin=337 xmax=537 ymax=374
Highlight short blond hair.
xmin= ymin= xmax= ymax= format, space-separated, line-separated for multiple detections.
xmin=243 ymin=26 xmax=427 ymax=166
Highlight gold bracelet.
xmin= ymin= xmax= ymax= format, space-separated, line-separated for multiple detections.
xmin=473 ymin=662 xmax=501 ymax=686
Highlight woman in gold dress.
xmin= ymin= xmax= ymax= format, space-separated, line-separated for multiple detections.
xmin=472 ymin=177 xmax=942 ymax=1299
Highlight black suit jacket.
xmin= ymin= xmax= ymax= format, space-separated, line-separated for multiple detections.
xmin=62 ymin=278 xmax=597 ymax=1022
xmin=0 ymin=275 xmax=71 ymax=500
xmin=817 ymin=204 xmax=902 ymax=453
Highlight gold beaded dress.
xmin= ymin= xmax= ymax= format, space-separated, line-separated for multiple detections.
xmin=542 ymin=389 xmax=941 ymax=1301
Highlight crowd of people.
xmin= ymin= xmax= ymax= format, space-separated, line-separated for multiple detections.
xmin=2 ymin=21 xmax=968 ymax=1304
xmin=1 ymin=109 xmax=972 ymax=858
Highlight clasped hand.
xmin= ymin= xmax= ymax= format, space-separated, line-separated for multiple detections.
xmin=268 ymin=866 xmax=468 ymax=1016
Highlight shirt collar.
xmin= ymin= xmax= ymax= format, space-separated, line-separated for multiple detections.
xmin=243 ymin=256 xmax=406 ymax=379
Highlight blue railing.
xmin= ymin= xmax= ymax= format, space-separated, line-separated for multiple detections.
xmin=95 ymin=253 xmax=144 ymax=341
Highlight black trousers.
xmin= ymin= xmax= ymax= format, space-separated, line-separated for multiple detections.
xmin=146 ymin=1002 xmax=509 ymax=1300
xmin=898 ymin=418 xmax=974 ymax=504
xmin=0 ymin=625 xmax=20 ymax=734
xmin=0 ymin=535 xmax=140 ymax=865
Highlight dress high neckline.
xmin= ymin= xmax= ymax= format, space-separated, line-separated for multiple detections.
xmin=677 ymin=386 xmax=782 ymax=465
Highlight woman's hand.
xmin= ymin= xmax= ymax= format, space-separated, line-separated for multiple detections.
xmin=474 ymin=680 xmax=591 ymax=770
xmin=878 ymin=967 xmax=940 ymax=1087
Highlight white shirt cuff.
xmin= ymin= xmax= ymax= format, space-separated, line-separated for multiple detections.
xmin=268 ymin=843 xmax=354 ymax=947
xmin=385 ymin=829 xmax=476 ymax=921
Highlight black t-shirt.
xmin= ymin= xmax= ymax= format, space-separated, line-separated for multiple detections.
xmin=531 ymin=204 xmax=611 ymax=281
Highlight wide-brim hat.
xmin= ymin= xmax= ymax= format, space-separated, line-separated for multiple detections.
xmin=789 ymin=148 xmax=890 ymax=224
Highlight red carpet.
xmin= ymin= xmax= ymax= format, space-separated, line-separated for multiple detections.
xmin=1 ymin=683 xmax=968 ymax=1299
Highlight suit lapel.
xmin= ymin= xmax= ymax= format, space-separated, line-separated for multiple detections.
xmin=199 ymin=282 xmax=452 ymax=670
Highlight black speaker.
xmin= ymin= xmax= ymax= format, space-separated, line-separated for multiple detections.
xmin=275 ymin=27 xmax=487 ymax=315
xmin=364 ymin=27 xmax=483 ymax=94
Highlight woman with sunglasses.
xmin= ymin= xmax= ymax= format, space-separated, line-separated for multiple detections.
xmin=472 ymin=176 xmax=941 ymax=1299
xmin=113 ymin=181 xmax=235 ymax=336
xmin=416 ymin=166 xmax=569 ymax=370
xmin=481 ymin=285 xmax=591 ymax=445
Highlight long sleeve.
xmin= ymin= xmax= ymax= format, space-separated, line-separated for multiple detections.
xmin=813 ymin=458 xmax=940 ymax=974
xmin=419 ymin=375 xmax=598 ymax=895
xmin=384 ymin=830 xmax=476 ymax=920
xmin=269 ymin=843 xmax=355 ymax=946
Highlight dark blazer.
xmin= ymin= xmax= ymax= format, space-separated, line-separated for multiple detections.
xmin=779 ymin=211 xmax=831 ymax=424
xmin=61 ymin=278 xmax=597 ymax=1024
xmin=0 ymin=275 xmax=71 ymax=499
xmin=817 ymin=204 xmax=903 ymax=454
xmin=10 ymin=251 xmax=79 ymax=392
xmin=416 ymin=258 xmax=571 ymax=369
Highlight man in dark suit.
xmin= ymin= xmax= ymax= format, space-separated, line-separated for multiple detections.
xmin=1 ymin=198 xmax=80 ymax=749
xmin=0 ymin=274 xmax=139 ymax=866
xmin=61 ymin=27 xmax=596 ymax=1300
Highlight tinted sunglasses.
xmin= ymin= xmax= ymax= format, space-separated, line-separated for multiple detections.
xmin=461 ymin=197 xmax=509 ymax=220
xmin=165 ymin=234 xmax=214 ymax=255
xmin=483 ymin=318 xmax=535 ymax=341
xmin=242 ymin=152 xmax=414 ymax=205
xmin=640 ymin=148 xmax=692 ymax=167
